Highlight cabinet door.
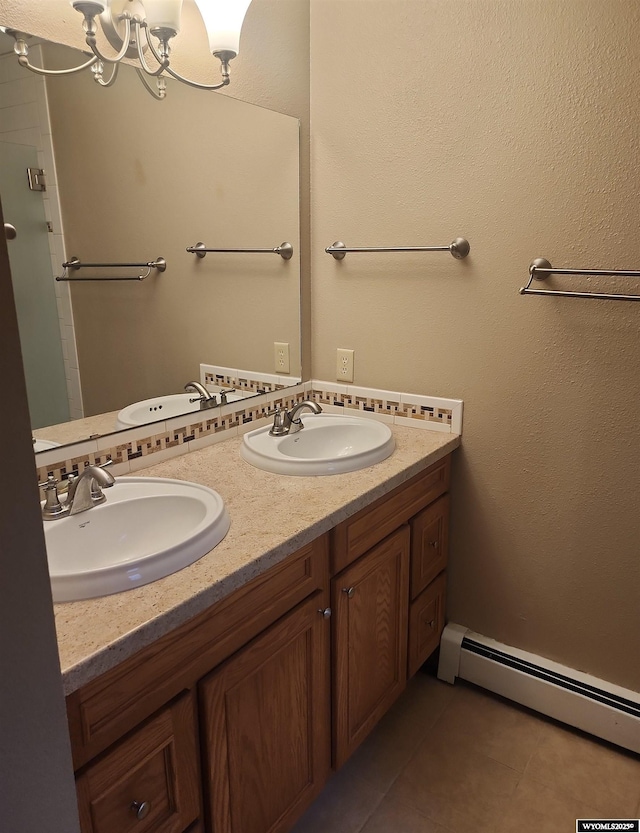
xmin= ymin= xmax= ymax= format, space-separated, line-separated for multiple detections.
xmin=75 ymin=693 xmax=200 ymax=833
xmin=199 ymin=592 xmax=331 ymax=833
xmin=410 ymin=494 xmax=449 ymax=599
xmin=332 ymin=525 xmax=410 ymax=769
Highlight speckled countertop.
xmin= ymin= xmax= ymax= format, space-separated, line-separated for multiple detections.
xmin=55 ymin=426 xmax=460 ymax=695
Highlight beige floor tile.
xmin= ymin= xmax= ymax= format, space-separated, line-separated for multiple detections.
xmin=340 ymin=674 xmax=456 ymax=792
xmin=388 ymin=726 xmax=521 ymax=832
xmin=428 ymin=681 xmax=547 ymax=772
xmin=360 ymin=794 xmax=451 ymax=833
xmin=386 ymin=673 xmax=457 ymax=730
xmin=525 ymin=719 xmax=640 ymax=817
xmin=289 ymin=766 xmax=385 ymax=833
xmin=489 ymin=774 xmax=606 ymax=833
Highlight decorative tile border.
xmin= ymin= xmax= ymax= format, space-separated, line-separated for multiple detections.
xmin=35 ymin=380 xmax=462 ymax=485
xmin=200 ymin=364 xmax=300 ymax=396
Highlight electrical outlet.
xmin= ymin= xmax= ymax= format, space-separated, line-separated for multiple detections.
xmin=274 ymin=342 xmax=290 ymax=374
xmin=336 ymin=348 xmax=354 ymax=382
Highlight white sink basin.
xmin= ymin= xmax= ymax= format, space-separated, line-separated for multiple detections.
xmin=44 ymin=477 xmax=230 ymax=603
xmin=241 ymin=414 xmax=395 ymax=476
xmin=33 ymin=438 xmax=60 ymax=452
xmin=116 ymin=391 xmax=245 ymax=429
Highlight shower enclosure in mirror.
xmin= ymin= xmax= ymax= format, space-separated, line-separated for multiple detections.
xmin=0 ymin=36 xmax=301 ymax=451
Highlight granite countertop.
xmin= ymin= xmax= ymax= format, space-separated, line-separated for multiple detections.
xmin=55 ymin=426 xmax=460 ymax=695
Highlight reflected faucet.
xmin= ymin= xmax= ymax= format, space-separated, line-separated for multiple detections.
xmin=185 ymin=381 xmax=218 ymax=409
xmin=269 ymin=400 xmax=322 ymax=436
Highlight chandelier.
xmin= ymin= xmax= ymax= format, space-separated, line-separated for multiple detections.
xmin=4 ymin=0 xmax=253 ymax=99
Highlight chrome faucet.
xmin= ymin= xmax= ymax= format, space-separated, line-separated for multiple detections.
xmin=40 ymin=463 xmax=115 ymax=520
xmin=66 ymin=465 xmax=115 ymax=515
xmin=185 ymin=381 xmax=218 ymax=409
xmin=269 ymin=400 xmax=322 ymax=436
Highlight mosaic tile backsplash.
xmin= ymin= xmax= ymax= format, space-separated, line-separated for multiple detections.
xmin=35 ymin=379 xmax=463 ymax=486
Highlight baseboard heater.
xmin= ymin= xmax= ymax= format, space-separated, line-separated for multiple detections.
xmin=437 ymin=623 xmax=640 ymax=755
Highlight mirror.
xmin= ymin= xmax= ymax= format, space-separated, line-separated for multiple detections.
xmin=0 ymin=37 xmax=301 ymax=451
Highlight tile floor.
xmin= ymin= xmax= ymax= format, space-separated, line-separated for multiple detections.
xmin=291 ymin=671 xmax=640 ymax=833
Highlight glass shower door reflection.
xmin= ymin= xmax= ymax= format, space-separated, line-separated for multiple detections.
xmin=0 ymin=141 xmax=70 ymax=429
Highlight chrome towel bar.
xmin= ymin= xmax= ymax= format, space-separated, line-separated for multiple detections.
xmin=56 ymin=256 xmax=166 ymax=281
xmin=520 ymin=258 xmax=640 ymax=301
xmin=325 ymin=237 xmax=470 ymax=260
xmin=186 ymin=242 xmax=293 ymax=260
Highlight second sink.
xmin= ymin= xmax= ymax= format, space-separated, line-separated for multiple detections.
xmin=241 ymin=413 xmax=395 ymax=476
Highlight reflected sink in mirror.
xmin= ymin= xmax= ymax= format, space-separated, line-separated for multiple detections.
xmin=115 ymin=391 xmax=246 ymax=429
xmin=241 ymin=414 xmax=395 ymax=476
xmin=44 ymin=477 xmax=230 ymax=603
xmin=33 ymin=438 xmax=60 ymax=452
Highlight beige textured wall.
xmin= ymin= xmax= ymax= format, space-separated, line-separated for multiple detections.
xmin=311 ymin=0 xmax=640 ymax=691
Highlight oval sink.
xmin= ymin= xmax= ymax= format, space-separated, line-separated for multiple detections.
xmin=241 ymin=414 xmax=395 ymax=476
xmin=44 ymin=477 xmax=230 ymax=603
xmin=33 ymin=438 xmax=60 ymax=452
xmin=116 ymin=391 xmax=245 ymax=429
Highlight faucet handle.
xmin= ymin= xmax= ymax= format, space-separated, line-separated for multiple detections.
xmin=39 ymin=475 xmax=69 ymax=520
xmin=267 ymin=406 xmax=290 ymax=436
xmin=219 ymin=387 xmax=236 ymax=405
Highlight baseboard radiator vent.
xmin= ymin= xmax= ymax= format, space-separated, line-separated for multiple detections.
xmin=437 ymin=623 xmax=640 ymax=755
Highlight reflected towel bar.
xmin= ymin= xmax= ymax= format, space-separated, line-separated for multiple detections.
xmin=56 ymin=256 xmax=166 ymax=281
xmin=187 ymin=242 xmax=293 ymax=260
xmin=520 ymin=258 xmax=640 ymax=301
xmin=325 ymin=237 xmax=470 ymax=260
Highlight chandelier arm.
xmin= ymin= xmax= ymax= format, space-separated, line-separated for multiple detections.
xmin=136 ymin=22 xmax=170 ymax=77
xmin=163 ymin=64 xmax=230 ymax=91
xmin=12 ymin=37 xmax=100 ymax=75
xmin=135 ymin=68 xmax=165 ymax=99
xmin=93 ymin=61 xmax=119 ymax=87
xmin=85 ymin=13 xmax=133 ymax=64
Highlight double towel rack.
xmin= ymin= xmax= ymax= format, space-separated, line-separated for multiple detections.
xmin=186 ymin=242 xmax=294 ymax=260
xmin=56 ymin=256 xmax=166 ymax=282
xmin=325 ymin=237 xmax=470 ymax=260
xmin=520 ymin=258 xmax=640 ymax=302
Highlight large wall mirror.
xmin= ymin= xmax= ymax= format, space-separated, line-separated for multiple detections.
xmin=0 ymin=35 xmax=301 ymax=452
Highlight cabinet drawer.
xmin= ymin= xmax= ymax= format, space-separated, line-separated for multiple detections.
xmin=407 ymin=572 xmax=446 ymax=678
xmin=410 ymin=494 xmax=449 ymax=599
xmin=67 ymin=535 xmax=329 ymax=769
xmin=331 ymin=455 xmax=450 ymax=573
xmin=76 ymin=692 xmax=200 ymax=833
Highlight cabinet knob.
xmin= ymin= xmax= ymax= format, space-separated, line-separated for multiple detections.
xmin=342 ymin=587 xmax=355 ymax=598
xmin=131 ymin=800 xmax=151 ymax=820
xmin=428 ymin=541 xmax=439 ymax=549
xmin=318 ymin=607 xmax=332 ymax=618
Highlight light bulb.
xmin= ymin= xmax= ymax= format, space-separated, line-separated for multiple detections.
xmin=144 ymin=0 xmax=184 ymax=35
xmin=194 ymin=0 xmax=252 ymax=56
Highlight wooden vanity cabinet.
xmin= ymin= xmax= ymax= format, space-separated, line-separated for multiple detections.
xmin=66 ymin=453 xmax=452 ymax=833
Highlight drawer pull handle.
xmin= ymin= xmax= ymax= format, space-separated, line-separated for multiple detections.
xmin=342 ymin=587 xmax=355 ymax=598
xmin=318 ymin=607 xmax=332 ymax=618
xmin=428 ymin=540 xmax=439 ymax=549
xmin=131 ymin=800 xmax=151 ymax=820
xmin=427 ymin=619 xmax=436 ymax=629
